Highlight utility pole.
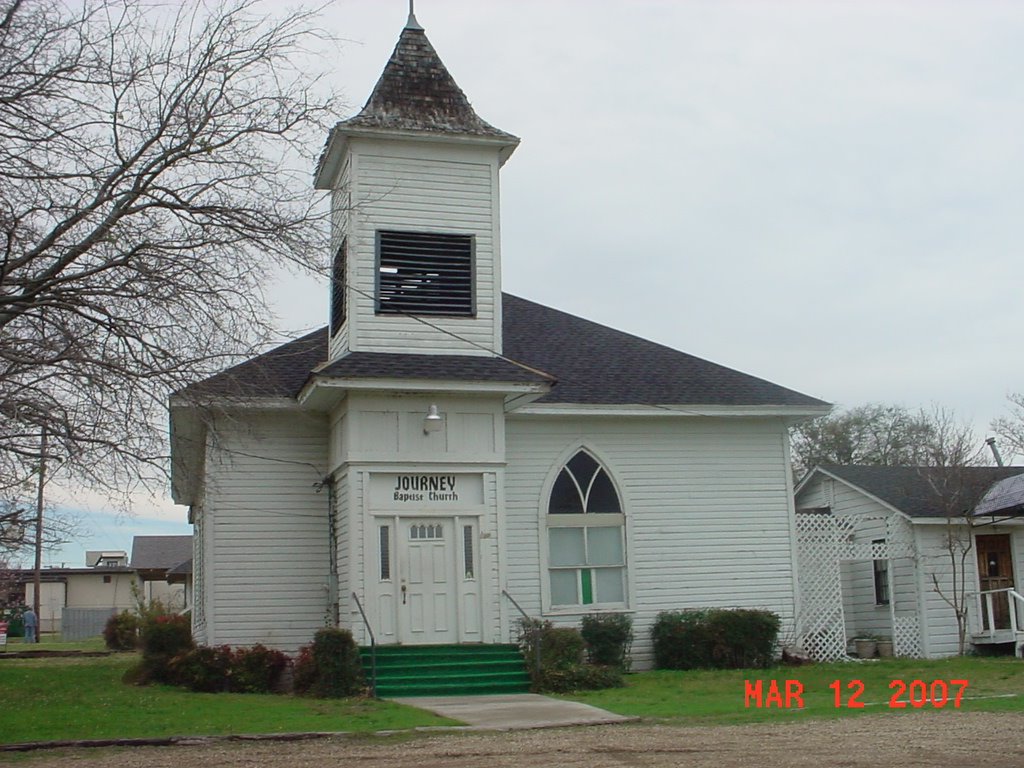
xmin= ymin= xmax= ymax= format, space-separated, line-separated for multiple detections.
xmin=32 ymin=426 xmax=47 ymax=642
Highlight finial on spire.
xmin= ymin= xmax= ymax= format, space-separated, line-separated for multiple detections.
xmin=405 ymin=0 xmax=423 ymax=30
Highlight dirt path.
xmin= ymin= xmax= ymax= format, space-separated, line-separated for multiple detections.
xmin=10 ymin=713 xmax=1024 ymax=768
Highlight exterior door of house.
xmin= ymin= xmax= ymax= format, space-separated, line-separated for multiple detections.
xmin=976 ymin=534 xmax=1015 ymax=630
xmin=398 ymin=519 xmax=457 ymax=644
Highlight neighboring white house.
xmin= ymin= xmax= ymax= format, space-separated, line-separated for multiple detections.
xmin=169 ymin=13 xmax=829 ymax=666
xmin=794 ymin=464 xmax=1024 ymax=661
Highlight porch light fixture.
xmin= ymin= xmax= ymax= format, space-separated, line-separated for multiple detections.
xmin=423 ymin=404 xmax=444 ymax=434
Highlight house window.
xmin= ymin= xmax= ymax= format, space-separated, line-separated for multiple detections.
xmin=546 ymin=450 xmax=626 ymax=608
xmin=872 ymin=539 xmax=890 ymax=606
xmin=376 ymin=230 xmax=474 ymax=316
xmin=330 ymin=239 xmax=346 ymax=334
xmin=103 ymin=575 xmax=112 ymax=584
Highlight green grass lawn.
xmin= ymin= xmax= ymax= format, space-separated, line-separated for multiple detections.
xmin=566 ymin=657 xmax=1024 ymax=724
xmin=0 ymin=654 xmax=457 ymax=744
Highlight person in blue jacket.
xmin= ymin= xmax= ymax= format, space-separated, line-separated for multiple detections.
xmin=22 ymin=607 xmax=38 ymax=643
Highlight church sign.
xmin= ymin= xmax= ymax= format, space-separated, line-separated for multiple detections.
xmin=370 ymin=473 xmax=484 ymax=509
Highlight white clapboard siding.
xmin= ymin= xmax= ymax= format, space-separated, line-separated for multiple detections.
xmin=202 ymin=410 xmax=330 ymax=652
xmin=505 ymin=416 xmax=798 ymax=669
xmin=340 ymin=141 xmax=502 ymax=357
xmin=914 ymin=524 xmax=971 ymax=657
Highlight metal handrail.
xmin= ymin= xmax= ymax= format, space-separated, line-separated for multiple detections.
xmin=502 ymin=588 xmax=542 ymax=680
xmin=351 ymin=592 xmax=378 ymax=698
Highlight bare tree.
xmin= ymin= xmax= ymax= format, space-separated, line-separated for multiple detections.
xmin=791 ymin=402 xmax=966 ymax=480
xmin=0 ymin=0 xmax=337 ymax=503
xmin=919 ymin=409 xmax=991 ymax=655
xmin=992 ymin=392 xmax=1024 ymax=462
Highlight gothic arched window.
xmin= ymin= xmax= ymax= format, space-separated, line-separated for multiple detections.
xmin=546 ymin=450 xmax=626 ymax=608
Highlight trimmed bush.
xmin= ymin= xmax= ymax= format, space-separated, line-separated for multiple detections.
xmin=581 ymin=613 xmax=633 ymax=670
xmin=291 ymin=644 xmax=317 ymax=695
xmin=518 ymin=618 xmax=584 ymax=674
xmin=169 ymin=645 xmax=234 ymax=692
xmin=536 ymin=663 xmax=623 ymax=693
xmin=652 ymin=608 xmax=780 ymax=670
xmin=103 ymin=611 xmax=140 ymax=650
xmin=232 ymin=644 xmax=289 ymax=693
xmin=126 ymin=604 xmax=194 ymax=685
xmin=308 ymin=628 xmax=364 ymax=698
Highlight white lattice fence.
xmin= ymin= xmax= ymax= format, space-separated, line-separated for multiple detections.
xmin=893 ymin=615 xmax=921 ymax=657
xmin=796 ymin=512 xmax=922 ymax=661
xmin=795 ymin=513 xmax=851 ymax=662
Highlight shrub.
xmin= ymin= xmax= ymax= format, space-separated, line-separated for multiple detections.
xmin=127 ymin=604 xmax=194 ymax=684
xmin=518 ymin=618 xmax=584 ymax=675
xmin=308 ymin=628 xmax=364 ymax=698
xmin=232 ymin=644 xmax=289 ymax=693
xmin=169 ymin=645 xmax=234 ymax=692
xmin=536 ymin=663 xmax=624 ymax=693
xmin=103 ymin=611 xmax=140 ymax=650
xmin=652 ymin=608 xmax=780 ymax=670
xmin=291 ymin=644 xmax=317 ymax=695
xmin=580 ymin=613 xmax=633 ymax=670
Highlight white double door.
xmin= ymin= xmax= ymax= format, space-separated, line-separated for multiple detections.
xmin=375 ymin=516 xmax=482 ymax=644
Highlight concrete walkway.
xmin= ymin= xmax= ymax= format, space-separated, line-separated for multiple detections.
xmin=395 ymin=693 xmax=636 ymax=730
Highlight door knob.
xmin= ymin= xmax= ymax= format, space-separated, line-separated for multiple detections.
xmin=401 ymin=584 xmax=407 ymax=604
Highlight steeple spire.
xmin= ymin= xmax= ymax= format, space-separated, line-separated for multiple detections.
xmin=406 ymin=0 xmax=422 ymax=31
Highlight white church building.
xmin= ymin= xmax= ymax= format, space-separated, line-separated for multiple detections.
xmin=170 ymin=13 xmax=829 ymax=669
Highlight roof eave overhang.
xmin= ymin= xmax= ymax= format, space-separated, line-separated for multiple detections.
xmin=508 ymin=403 xmax=832 ymax=419
xmin=297 ymin=375 xmax=550 ymax=410
xmin=314 ymin=125 xmax=520 ymax=188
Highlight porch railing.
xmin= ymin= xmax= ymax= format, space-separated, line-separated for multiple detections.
xmin=351 ymin=592 xmax=378 ymax=698
xmin=502 ymin=588 xmax=542 ymax=681
xmin=974 ymin=587 xmax=1024 ymax=639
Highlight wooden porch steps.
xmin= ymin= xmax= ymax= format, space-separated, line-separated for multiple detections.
xmin=360 ymin=643 xmax=532 ymax=697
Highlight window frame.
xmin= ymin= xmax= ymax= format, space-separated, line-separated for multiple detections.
xmin=374 ymin=229 xmax=476 ymax=318
xmin=330 ymin=238 xmax=347 ymax=336
xmin=542 ymin=448 xmax=629 ymax=613
xmin=872 ymin=538 xmax=890 ymax=606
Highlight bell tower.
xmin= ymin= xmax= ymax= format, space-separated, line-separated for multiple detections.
xmin=314 ymin=11 xmax=519 ymax=362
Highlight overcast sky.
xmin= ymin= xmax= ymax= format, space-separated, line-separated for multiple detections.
xmin=44 ymin=0 xmax=1024 ymax=564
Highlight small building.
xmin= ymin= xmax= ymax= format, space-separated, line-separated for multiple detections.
xmin=170 ymin=12 xmax=828 ymax=667
xmin=794 ymin=464 xmax=1024 ymax=660
xmin=130 ymin=535 xmax=192 ymax=610
xmin=85 ymin=551 xmax=128 ymax=568
xmin=15 ymin=566 xmax=137 ymax=637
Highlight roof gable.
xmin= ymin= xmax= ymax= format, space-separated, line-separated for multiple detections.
xmin=814 ymin=464 xmax=1024 ymax=518
xmin=178 ymin=293 xmax=827 ymax=409
xmin=130 ymin=535 xmax=193 ymax=570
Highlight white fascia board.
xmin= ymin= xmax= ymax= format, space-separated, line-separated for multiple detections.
xmin=314 ymin=127 xmax=519 ymax=188
xmin=297 ymin=375 xmax=549 ymax=407
xmin=509 ymin=403 xmax=832 ymax=419
xmin=169 ymin=394 xmax=303 ymax=411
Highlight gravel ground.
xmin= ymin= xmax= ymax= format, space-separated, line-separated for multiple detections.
xmin=9 ymin=713 xmax=1024 ymax=768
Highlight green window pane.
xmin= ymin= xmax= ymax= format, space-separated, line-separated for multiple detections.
xmin=550 ymin=569 xmax=578 ymax=605
xmin=549 ymin=528 xmax=586 ymax=566
xmin=595 ymin=567 xmax=625 ymax=603
xmin=587 ymin=527 xmax=623 ymax=565
xmin=580 ymin=569 xmax=594 ymax=605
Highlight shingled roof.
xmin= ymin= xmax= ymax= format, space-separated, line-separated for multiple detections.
xmin=335 ymin=21 xmax=517 ymax=141
xmin=130 ymin=535 xmax=193 ymax=572
xmin=817 ymin=464 xmax=1024 ymax=518
xmin=181 ymin=293 xmax=826 ymax=408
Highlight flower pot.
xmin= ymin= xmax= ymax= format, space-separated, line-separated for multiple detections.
xmin=876 ymin=639 xmax=893 ymax=658
xmin=854 ymin=638 xmax=877 ymax=659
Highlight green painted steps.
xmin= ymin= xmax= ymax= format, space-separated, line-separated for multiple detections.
xmin=360 ymin=643 xmax=531 ymax=697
